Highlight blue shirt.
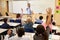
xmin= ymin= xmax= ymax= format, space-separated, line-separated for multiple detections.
xmin=26 ymin=8 xmax=32 ymax=15
xmin=35 ymin=20 xmax=43 ymax=24
xmin=1 ymin=23 xmax=10 ymax=29
xmin=24 ymin=22 xmax=34 ymax=32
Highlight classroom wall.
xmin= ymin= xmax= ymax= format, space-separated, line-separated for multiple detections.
xmin=0 ymin=0 xmax=60 ymax=26
xmin=0 ymin=0 xmax=2 ymax=12
xmin=0 ymin=0 xmax=7 ymax=16
xmin=54 ymin=14 xmax=60 ymax=26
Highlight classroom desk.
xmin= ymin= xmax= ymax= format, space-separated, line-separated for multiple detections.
xmin=51 ymin=35 xmax=60 ymax=40
xmin=0 ymin=16 xmax=11 ymax=20
xmin=0 ymin=22 xmax=20 ymax=28
xmin=25 ymin=32 xmax=35 ymax=40
xmin=10 ymin=18 xmax=18 ymax=20
xmin=0 ymin=16 xmax=11 ymax=21
xmin=52 ymin=26 xmax=59 ymax=30
xmin=0 ymin=18 xmax=3 ymax=20
xmin=0 ymin=29 xmax=7 ymax=34
xmin=33 ymin=24 xmax=59 ymax=30
xmin=33 ymin=24 xmax=40 ymax=28
xmin=0 ymin=16 xmax=4 ymax=21
xmin=1 ymin=16 xmax=11 ymax=18
xmin=8 ymin=22 xmax=20 ymax=26
xmin=52 ymin=26 xmax=60 ymax=34
xmin=0 ymin=29 xmax=8 ymax=40
xmin=25 ymin=32 xmax=54 ymax=40
xmin=10 ymin=18 xmax=27 ymax=21
xmin=33 ymin=24 xmax=60 ymax=32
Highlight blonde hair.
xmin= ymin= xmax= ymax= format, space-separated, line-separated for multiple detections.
xmin=27 ymin=17 xmax=32 ymax=23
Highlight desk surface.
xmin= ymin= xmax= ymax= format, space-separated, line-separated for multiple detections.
xmin=25 ymin=32 xmax=55 ymax=40
xmin=1 ymin=16 xmax=11 ymax=18
xmin=33 ymin=24 xmax=40 ymax=28
xmin=0 ymin=18 xmax=3 ymax=20
xmin=0 ymin=22 xmax=20 ymax=26
xmin=0 ymin=16 xmax=11 ymax=21
xmin=0 ymin=28 xmax=7 ymax=33
xmin=52 ymin=26 xmax=59 ymax=30
xmin=51 ymin=35 xmax=60 ymax=40
xmin=33 ymin=24 xmax=60 ymax=30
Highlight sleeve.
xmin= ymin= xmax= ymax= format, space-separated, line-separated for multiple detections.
xmin=4 ymin=35 xmax=9 ymax=40
xmin=9 ymin=37 xmax=14 ymax=40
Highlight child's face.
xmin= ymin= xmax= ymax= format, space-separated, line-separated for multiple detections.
xmin=7 ymin=29 xmax=12 ymax=35
xmin=27 ymin=3 xmax=30 ymax=7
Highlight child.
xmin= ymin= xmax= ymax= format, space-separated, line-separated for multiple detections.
xmin=33 ymin=25 xmax=48 ymax=40
xmin=1 ymin=18 xmax=10 ymax=29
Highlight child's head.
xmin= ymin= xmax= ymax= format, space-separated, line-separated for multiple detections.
xmin=39 ymin=16 xmax=43 ymax=20
xmin=52 ymin=22 xmax=56 ymax=25
xmin=27 ymin=3 xmax=30 ymax=8
xmin=27 ymin=17 xmax=32 ymax=23
xmin=16 ymin=14 xmax=21 ymax=18
xmin=51 ymin=14 xmax=53 ymax=18
xmin=36 ymin=25 xmax=45 ymax=34
xmin=7 ymin=29 xmax=12 ymax=35
xmin=35 ymin=25 xmax=48 ymax=40
xmin=3 ymin=18 xmax=8 ymax=23
xmin=6 ymin=12 xmax=9 ymax=16
xmin=17 ymin=28 xmax=25 ymax=37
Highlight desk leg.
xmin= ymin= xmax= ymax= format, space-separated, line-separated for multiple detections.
xmin=0 ymin=35 xmax=4 ymax=40
xmin=0 ymin=35 xmax=1 ymax=40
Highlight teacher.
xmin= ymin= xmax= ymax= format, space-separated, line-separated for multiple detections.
xmin=26 ymin=3 xmax=32 ymax=17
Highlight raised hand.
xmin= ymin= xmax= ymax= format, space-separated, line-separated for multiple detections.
xmin=46 ymin=8 xmax=52 ymax=14
xmin=46 ymin=8 xmax=52 ymax=25
xmin=21 ymin=8 xmax=23 ymax=13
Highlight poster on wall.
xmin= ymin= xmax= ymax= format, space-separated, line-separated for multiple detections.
xmin=56 ymin=0 xmax=60 ymax=14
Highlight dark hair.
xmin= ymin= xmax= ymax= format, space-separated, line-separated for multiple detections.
xmin=16 ymin=14 xmax=21 ymax=18
xmin=27 ymin=3 xmax=31 ymax=8
xmin=17 ymin=28 xmax=25 ymax=37
xmin=51 ymin=14 xmax=53 ymax=18
xmin=52 ymin=22 xmax=56 ymax=25
xmin=39 ymin=16 xmax=43 ymax=20
xmin=35 ymin=25 xmax=48 ymax=40
xmin=3 ymin=18 xmax=8 ymax=23
xmin=7 ymin=29 xmax=12 ymax=32
xmin=7 ymin=29 xmax=12 ymax=34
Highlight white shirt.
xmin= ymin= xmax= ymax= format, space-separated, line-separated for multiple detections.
xmin=4 ymin=35 xmax=30 ymax=40
xmin=4 ymin=35 xmax=9 ymax=40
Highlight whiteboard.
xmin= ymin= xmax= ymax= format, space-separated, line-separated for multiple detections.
xmin=13 ymin=1 xmax=27 ymax=14
xmin=9 ymin=0 xmax=55 ymax=14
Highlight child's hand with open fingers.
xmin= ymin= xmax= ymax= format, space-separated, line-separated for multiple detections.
xmin=46 ymin=8 xmax=52 ymax=15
